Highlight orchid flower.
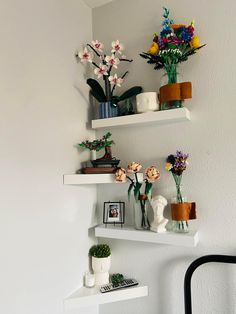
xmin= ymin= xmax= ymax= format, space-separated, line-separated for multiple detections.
xmin=91 ymin=40 xmax=104 ymax=53
xmin=105 ymin=54 xmax=120 ymax=68
xmin=108 ymin=74 xmax=123 ymax=87
xmin=94 ymin=64 xmax=108 ymax=79
xmin=78 ymin=47 xmax=93 ymax=63
xmin=111 ymin=40 xmax=124 ymax=54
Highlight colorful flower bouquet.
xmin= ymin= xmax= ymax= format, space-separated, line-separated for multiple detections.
xmin=76 ymin=40 xmax=142 ymax=118
xmin=115 ymin=162 xmax=160 ymax=229
xmin=166 ymin=150 xmax=196 ymax=232
xmin=140 ymin=8 xmax=205 ymax=110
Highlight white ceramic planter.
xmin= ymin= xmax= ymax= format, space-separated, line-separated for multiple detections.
xmin=92 ymin=256 xmax=111 ymax=286
xmin=136 ymin=92 xmax=159 ymax=113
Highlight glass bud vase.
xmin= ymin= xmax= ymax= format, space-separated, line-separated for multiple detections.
xmin=172 ymin=218 xmax=189 ymax=233
xmin=160 ymin=64 xmax=183 ymax=110
xmin=171 ymin=190 xmax=189 ymax=233
xmin=133 ymin=194 xmax=150 ymax=230
xmin=170 ymin=176 xmax=189 ymax=233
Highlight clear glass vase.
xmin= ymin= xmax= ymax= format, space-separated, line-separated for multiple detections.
xmin=133 ymin=194 xmax=150 ymax=230
xmin=160 ymin=64 xmax=183 ymax=110
xmin=171 ymin=177 xmax=189 ymax=233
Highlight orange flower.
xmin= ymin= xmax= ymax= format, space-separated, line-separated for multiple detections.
xmin=115 ymin=168 xmax=127 ymax=182
xmin=127 ymin=162 xmax=142 ymax=173
xmin=145 ymin=166 xmax=160 ymax=182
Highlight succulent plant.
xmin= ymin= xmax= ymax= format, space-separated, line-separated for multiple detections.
xmin=111 ymin=273 xmax=124 ymax=285
xmin=89 ymin=244 xmax=111 ymax=258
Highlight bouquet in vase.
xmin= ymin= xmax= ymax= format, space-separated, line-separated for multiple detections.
xmin=140 ymin=8 xmax=205 ymax=110
xmin=115 ymin=162 xmax=160 ymax=229
xmin=166 ymin=150 xmax=196 ymax=232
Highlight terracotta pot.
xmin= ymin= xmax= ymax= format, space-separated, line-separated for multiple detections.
xmin=171 ymin=202 xmax=196 ymax=221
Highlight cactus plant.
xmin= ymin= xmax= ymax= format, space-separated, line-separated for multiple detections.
xmin=89 ymin=244 xmax=111 ymax=258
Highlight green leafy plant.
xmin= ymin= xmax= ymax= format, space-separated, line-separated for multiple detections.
xmin=77 ymin=132 xmax=114 ymax=152
xmin=89 ymin=244 xmax=111 ymax=258
xmin=111 ymin=273 xmax=124 ymax=285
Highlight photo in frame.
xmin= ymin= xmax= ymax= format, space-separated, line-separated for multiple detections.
xmin=103 ymin=201 xmax=125 ymax=227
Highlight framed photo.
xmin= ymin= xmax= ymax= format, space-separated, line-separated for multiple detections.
xmin=103 ymin=201 xmax=125 ymax=226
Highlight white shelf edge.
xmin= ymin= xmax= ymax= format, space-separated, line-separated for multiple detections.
xmin=95 ymin=225 xmax=199 ymax=247
xmin=92 ymin=107 xmax=190 ymax=129
xmin=64 ymin=284 xmax=148 ymax=311
xmin=63 ymin=173 xmax=143 ymax=185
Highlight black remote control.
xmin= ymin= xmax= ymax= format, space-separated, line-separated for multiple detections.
xmin=100 ymin=279 xmax=139 ymax=293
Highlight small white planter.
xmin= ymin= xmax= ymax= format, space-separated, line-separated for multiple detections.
xmin=92 ymin=256 xmax=111 ymax=286
xmin=136 ymin=92 xmax=159 ymax=113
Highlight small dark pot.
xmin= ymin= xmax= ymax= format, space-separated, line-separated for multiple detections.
xmin=99 ymin=102 xmax=119 ymax=119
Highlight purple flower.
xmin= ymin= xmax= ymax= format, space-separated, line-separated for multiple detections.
xmin=166 ymin=150 xmax=189 ymax=176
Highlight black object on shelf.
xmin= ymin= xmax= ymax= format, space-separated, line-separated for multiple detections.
xmin=91 ymin=159 xmax=120 ymax=168
xmin=184 ymin=254 xmax=236 ymax=314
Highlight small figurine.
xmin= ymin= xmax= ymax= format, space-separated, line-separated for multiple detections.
xmin=150 ymin=195 xmax=168 ymax=233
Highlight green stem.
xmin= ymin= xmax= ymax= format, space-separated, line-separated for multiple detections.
xmin=172 ymin=173 xmax=183 ymax=203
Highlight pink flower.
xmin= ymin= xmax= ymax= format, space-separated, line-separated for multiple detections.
xmin=127 ymin=162 xmax=142 ymax=173
xmin=105 ymin=54 xmax=120 ymax=68
xmin=91 ymin=40 xmax=104 ymax=53
xmin=78 ymin=47 xmax=93 ymax=63
xmin=94 ymin=64 xmax=108 ymax=79
xmin=111 ymin=40 xmax=124 ymax=54
xmin=108 ymin=74 xmax=123 ymax=87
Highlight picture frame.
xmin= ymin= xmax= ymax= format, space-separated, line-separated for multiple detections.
xmin=103 ymin=201 xmax=125 ymax=227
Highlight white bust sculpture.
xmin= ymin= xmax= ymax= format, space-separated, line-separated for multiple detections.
xmin=136 ymin=92 xmax=159 ymax=113
xmin=150 ymin=195 xmax=168 ymax=233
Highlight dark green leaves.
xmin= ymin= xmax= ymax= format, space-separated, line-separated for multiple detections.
xmin=87 ymin=78 xmax=142 ymax=105
xmin=134 ymin=182 xmax=142 ymax=201
xmin=87 ymin=78 xmax=106 ymax=102
xmin=118 ymin=86 xmax=142 ymax=102
xmin=145 ymin=182 xmax=153 ymax=200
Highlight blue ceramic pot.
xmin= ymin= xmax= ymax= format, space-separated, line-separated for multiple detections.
xmin=99 ymin=102 xmax=118 ymax=119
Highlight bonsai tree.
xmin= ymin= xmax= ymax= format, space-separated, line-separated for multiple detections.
xmin=77 ymin=132 xmax=114 ymax=160
xmin=89 ymin=244 xmax=111 ymax=258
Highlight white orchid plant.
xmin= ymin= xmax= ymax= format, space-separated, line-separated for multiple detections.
xmin=76 ymin=40 xmax=142 ymax=107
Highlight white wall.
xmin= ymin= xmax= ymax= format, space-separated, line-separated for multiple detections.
xmin=93 ymin=0 xmax=236 ymax=313
xmin=0 ymin=1 xmax=97 ymax=314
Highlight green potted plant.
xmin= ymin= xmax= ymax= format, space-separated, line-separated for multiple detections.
xmin=76 ymin=39 xmax=142 ymax=119
xmin=89 ymin=244 xmax=111 ymax=286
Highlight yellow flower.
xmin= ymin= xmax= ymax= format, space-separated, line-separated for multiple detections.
xmin=147 ymin=42 xmax=159 ymax=55
xmin=165 ymin=163 xmax=173 ymax=171
xmin=190 ymin=36 xmax=201 ymax=49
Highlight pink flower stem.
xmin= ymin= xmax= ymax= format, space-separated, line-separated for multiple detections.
xmin=119 ymin=58 xmax=133 ymax=62
xmin=92 ymin=62 xmax=100 ymax=68
xmin=87 ymin=44 xmax=101 ymax=57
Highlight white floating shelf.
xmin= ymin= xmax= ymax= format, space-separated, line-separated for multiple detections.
xmin=95 ymin=225 xmax=199 ymax=247
xmin=64 ymin=284 xmax=148 ymax=311
xmin=92 ymin=107 xmax=190 ymax=129
xmin=63 ymin=173 xmax=143 ymax=185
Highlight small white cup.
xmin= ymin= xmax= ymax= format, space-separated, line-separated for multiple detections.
xmin=136 ymin=92 xmax=159 ymax=113
xmin=84 ymin=272 xmax=95 ymax=288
